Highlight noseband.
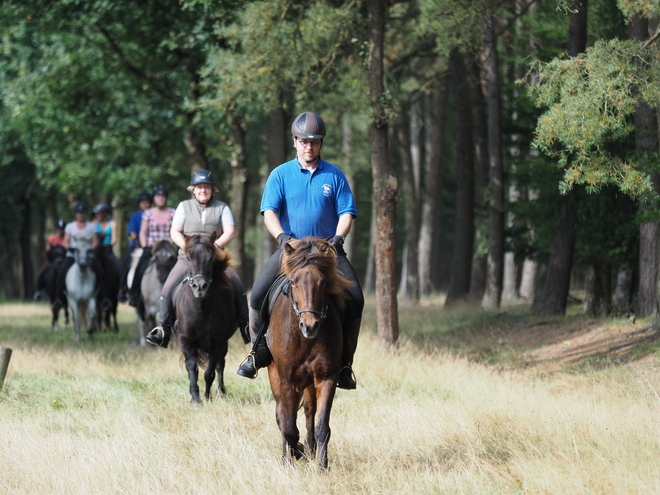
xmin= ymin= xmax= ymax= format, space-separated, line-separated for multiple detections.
xmin=187 ymin=272 xmax=212 ymax=287
xmin=289 ymin=284 xmax=329 ymax=322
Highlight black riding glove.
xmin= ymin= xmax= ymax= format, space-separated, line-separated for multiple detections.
xmin=277 ymin=233 xmax=294 ymax=247
xmin=328 ymin=234 xmax=345 ymax=248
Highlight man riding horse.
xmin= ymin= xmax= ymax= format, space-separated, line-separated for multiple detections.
xmin=236 ymin=111 xmax=364 ymax=390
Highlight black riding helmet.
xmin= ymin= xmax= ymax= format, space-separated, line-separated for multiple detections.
xmin=73 ymin=202 xmax=87 ymax=213
xmin=93 ymin=203 xmax=112 ymax=215
xmin=190 ymin=169 xmax=215 ymax=186
xmin=56 ymin=219 xmax=66 ymax=229
xmin=290 ymin=112 xmax=326 ymax=140
xmin=152 ymin=185 xmax=168 ymax=197
xmin=137 ymin=191 xmax=152 ymax=203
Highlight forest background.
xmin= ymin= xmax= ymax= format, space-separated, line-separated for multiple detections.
xmin=2 ymin=0 xmax=660 ymax=344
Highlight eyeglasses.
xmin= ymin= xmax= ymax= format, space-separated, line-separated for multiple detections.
xmin=297 ymin=139 xmax=321 ymax=147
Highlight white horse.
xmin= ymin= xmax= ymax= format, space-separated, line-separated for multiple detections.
xmin=65 ymin=238 xmax=98 ymax=343
xmin=136 ymin=240 xmax=177 ymax=346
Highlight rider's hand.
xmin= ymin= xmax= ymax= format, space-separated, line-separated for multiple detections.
xmin=277 ymin=233 xmax=294 ymax=247
xmin=328 ymin=235 xmax=344 ymax=248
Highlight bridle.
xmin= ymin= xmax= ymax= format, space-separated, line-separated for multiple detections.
xmin=288 ymin=282 xmax=329 ymax=322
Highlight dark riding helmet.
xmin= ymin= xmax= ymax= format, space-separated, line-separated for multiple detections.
xmin=136 ymin=191 xmax=152 ymax=203
xmin=56 ymin=219 xmax=66 ymax=229
xmin=152 ymin=185 xmax=168 ymax=197
xmin=93 ymin=202 xmax=112 ymax=215
xmin=73 ymin=202 xmax=87 ymax=213
xmin=190 ymin=169 xmax=215 ymax=186
xmin=291 ymin=112 xmax=326 ymax=140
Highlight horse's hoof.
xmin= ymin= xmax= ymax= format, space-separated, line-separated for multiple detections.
xmin=190 ymin=400 xmax=203 ymax=409
xmin=294 ymin=443 xmax=305 ymax=460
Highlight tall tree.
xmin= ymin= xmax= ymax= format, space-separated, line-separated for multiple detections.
xmin=533 ymin=0 xmax=587 ymax=315
xmin=367 ymin=0 xmax=399 ymax=347
xmin=481 ymin=8 xmax=505 ymax=309
xmin=445 ymin=48 xmax=475 ymax=306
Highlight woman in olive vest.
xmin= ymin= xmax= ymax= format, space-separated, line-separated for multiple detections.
xmin=146 ymin=169 xmax=249 ymax=348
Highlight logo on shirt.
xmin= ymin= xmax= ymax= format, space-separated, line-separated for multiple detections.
xmin=322 ymin=184 xmax=332 ymax=197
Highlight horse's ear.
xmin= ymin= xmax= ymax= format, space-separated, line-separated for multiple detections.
xmin=283 ymin=242 xmax=295 ymax=256
xmin=209 ymin=231 xmax=217 ymax=243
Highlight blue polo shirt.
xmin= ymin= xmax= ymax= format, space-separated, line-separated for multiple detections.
xmin=261 ymin=157 xmax=357 ymax=239
xmin=127 ymin=209 xmax=143 ymax=249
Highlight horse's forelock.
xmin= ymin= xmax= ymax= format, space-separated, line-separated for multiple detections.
xmin=281 ymin=237 xmax=352 ymax=300
xmin=184 ymin=234 xmax=232 ymax=289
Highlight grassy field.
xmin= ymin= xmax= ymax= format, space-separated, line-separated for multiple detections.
xmin=1 ymin=299 xmax=660 ymax=494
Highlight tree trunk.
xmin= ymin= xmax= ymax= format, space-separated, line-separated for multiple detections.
xmin=533 ymin=192 xmax=577 ymax=314
xmin=396 ymin=104 xmax=420 ymax=302
xmin=20 ymin=194 xmax=34 ymax=299
xmin=519 ymin=259 xmax=537 ymax=301
xmin=469 ymin=67 xmax=489 ymax=303
xmin=445 ymin=48 xmax=475 ymax=307
xmin=584 ymin=261 xmax=611 ymax=317
xmin=419 ymin=85 xmax=447 ymax=297
xmin=341 ymin=115 xmax=357 ymax=262
xmin=183 ymin=123 xmax=210 ymax=172
xmin=367 ymin=0 xmax=399 ymax=347
xmin=533 ymin=0 xmax=587 ymax=315
xmin=481 ymin=8 xmax=505 ymax=310
xmin=256 ymin=106 xmax=289 ymax=278
xmin=629 ymin=15 xmax=660 ymax=321
xmin=229 ymin=116 xmax=249 ymax=283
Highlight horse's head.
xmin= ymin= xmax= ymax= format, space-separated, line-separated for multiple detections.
xmin=281 ymin=237 xmax=352 ymax=339
xmin=183 ymin=234 xmax=231 ymax=299
xmin=73 ymin=238 xmax=93 ymax=269
xmin=152 ymin=239 xmax=178 ymax=285
xmin=49 ymin=245 xmax=67 ymax=265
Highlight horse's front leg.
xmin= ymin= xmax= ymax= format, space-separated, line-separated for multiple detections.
xmin=213 ymin=342 xmax=228 ymax=397
xmin=314 ymin=379 xmax=337 ymax=470
xmin=303 ymin=385 xmax=317 ymax=457
xmin=184 ymin=353 xmax=202 ymax=407
xmin=68 ymin=298 xmax=81 ymax=343
xmin=51 ymin=306 xmax=58 ymax=332
xmin=275 ymin=386 xmax=304 ymax=464
xmin=204 ymin=353 xmax=219 ymax=401
xmin=86 ymin=299 xmax=98 ymax=337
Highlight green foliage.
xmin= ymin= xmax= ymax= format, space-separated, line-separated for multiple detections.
xmin=530 ymin=39 xmax=660 ymax=197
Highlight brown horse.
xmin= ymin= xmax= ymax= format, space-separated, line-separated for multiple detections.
xmin=174 ymin=234 xmax=238 ymax=407
xmin=267 ymin=236 xmax=352 ymax=469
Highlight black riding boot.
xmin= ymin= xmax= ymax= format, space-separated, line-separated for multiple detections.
xmin=236 ymin=292 xmax=250 ymax=344
xmin=337 ymin=317 xmax=361 ymax=390
xmin=236 ymin=307 xmax=272 ymax=378
xmin=146 ymin=296 xmax=174 ymax=348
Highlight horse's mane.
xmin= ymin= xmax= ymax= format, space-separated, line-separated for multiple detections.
xmin=152 ymin=238 xmax=177 ymax=256
xmin=281 ymin=236 xmax=353 ymax=309
xmin=183 ymin=234 xmax=233 ymax=289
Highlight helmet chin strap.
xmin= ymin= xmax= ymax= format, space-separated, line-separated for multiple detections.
xmin=196 ymin=194 xmax=212 ymax=206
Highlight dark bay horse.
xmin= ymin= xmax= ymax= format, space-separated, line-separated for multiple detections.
xmin=37 ymin=244 xmax=70 ymax=331
xmin=136 ymin=239 xmax=177 ymax=346
xmin=92 ymin=234 xmax=120 ymax=333
xmin=267 ymin=236 xmax=352 ymax=469
xmin=173 ymin=234 xmax=239 ymax=407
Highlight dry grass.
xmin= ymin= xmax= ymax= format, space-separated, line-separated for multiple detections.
xmin=1 ymin=300 xmax=660 ymax=494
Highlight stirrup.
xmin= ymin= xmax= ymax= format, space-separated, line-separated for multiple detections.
xmin=236 ymin=353 xmax=258 ymax=379
xmin=337 ymin=366 xmax=357 ymax=390
xmin=146 ymin=326 xmax=165 ymax=347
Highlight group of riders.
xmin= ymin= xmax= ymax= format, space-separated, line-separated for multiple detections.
xmin=34 ymin=112 xmax=364 ymax=391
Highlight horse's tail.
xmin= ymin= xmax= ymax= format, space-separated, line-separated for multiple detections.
xmin=179 ymin=349 xmax=209 ymax=369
